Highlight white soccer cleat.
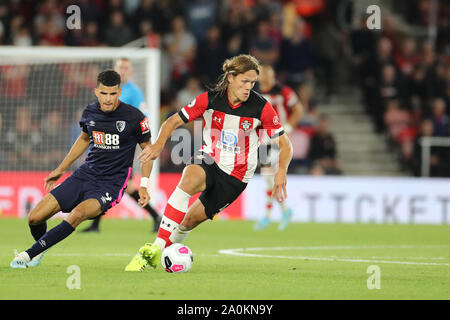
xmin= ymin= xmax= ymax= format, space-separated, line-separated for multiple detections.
xmin=10 ymin=250 xmax=30 ymax=269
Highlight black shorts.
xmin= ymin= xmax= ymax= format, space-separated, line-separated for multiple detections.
xmin=197 ymin=158 xmax=247 ymax=219
xmin=50 ymin=168 xmax=130 ymax=216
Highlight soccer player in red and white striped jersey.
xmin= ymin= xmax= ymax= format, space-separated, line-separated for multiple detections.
xmin=254 ymin=64 xmax=303 ymax=231
xmin=125 ymin=54 xmax=293 ymax=271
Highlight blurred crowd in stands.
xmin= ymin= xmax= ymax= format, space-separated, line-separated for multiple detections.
xmin=0 ymin=0 xmax=448 ymax=177
xmin=354 ymin=1 xmax=449 ymax=177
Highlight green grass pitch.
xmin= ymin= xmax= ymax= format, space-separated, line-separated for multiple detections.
xmin=1 ymin=217 xmax=449 ymax=300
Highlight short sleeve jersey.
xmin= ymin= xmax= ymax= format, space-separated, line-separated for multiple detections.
xmin=261 ymin=83 xmax=299 ymax=126
xmin=77 ymin=101 xmax=151 ymax=180
xmin=178 ymin=89 xmax=284 ymax=183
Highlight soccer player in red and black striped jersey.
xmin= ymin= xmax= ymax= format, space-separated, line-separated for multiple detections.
xmin=125 ymin=54 xmax=293 ymax=271
xmin=254 ymin=64 xmax=303 ymax=231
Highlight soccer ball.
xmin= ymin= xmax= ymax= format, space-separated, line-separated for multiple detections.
xmin=161 ymin=243 xmax=193 ymax=273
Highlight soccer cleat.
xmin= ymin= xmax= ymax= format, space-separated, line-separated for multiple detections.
xmin=27 ymin=252 xmax=45 ymax=267
xmin=253 ymin=217 xmax=270 ymax=230
xmin=278 ymin=208 xmax=293 ymax=231
xmin=138 ymin=242 xmax=161 ymax=269
xmin=124 ymin=253 xmax=150 ymax=272
xmin=10 ymin=250 xmax=29 ymax=269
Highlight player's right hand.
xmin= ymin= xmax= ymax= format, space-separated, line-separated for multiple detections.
xmin=272 ymin=169 xmax=288 ymax=203
xmin=44 ymin=169 xmax=64 ymax=191
xmin=138 ymin=143 xmax=163 ymax=163
xmin=137 ymin=188 xmax=150 ymax=207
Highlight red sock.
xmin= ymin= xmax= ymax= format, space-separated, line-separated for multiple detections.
xmin=155 ymin=187 xmax=190 ymax=249
xmin=157 ymin=204 xmax=185 ymax=248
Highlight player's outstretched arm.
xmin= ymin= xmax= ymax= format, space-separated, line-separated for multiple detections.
xmin=138 ymin=113 xmax=185 ymax=163
xmin=44 ymin=131 xmax=90 ymax=191
xmin=272 ymin=133 xmax=293 ymax=203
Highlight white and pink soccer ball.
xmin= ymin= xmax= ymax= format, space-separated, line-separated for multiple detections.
xmin=161 ymin=243 xmax=193 ymax=273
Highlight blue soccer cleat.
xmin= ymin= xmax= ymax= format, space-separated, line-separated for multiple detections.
xmin=278 ymin=208 xmax=293 ymax=231
xmin=10 ymin=250 xmax=29 ymax=269
xmin=254 ymin=217 xmax=270 ymax=230
xmin=27 ymin=252 xmax=45 ymax=267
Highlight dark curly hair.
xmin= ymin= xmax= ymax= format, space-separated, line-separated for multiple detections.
xmin=97 ymin=69 xmax=121 ymax=87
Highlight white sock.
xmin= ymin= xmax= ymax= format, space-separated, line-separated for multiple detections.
xmin=154 ymin=238 xmax=166 ymax=251
xmin=169 ymin=226 xmax=191 ymax=244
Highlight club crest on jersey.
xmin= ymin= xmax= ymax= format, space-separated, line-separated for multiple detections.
xmin=116 ymin=120 xmax=126 ymax=132
xmin=240 ymin=120 xmax=252 ymax=132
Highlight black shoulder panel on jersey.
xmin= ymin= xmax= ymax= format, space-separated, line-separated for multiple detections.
xmin=207 ymin=90 xmax=267 ymax=119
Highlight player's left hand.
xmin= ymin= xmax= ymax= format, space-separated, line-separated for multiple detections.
xmin=272 ymin=169 xmax=288 ymax=203
xmin=138 ymin=188 xmax=150 ymax=207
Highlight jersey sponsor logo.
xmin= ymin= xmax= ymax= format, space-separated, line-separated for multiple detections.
xmin=217 ymin=130 xmax=240 ymax=154
xmin=213 ymin=116 xmax=222 ymax=124
xmin=92 ymin=131 xmax=105 ymax=145
xmin=187 ymin=98 xmax=196 ymax=108
xmin=221 ymin=130 xmax=238 ymax=146
xmin=116 ymin=120 xmax=126 ymax=133
xmin=92 ymin=131 xmax=120 ymax=150
xmin=89 ymin=120 xmax=96 ymax=126
xmin=140 ymin=118 xmax=150 ymax=134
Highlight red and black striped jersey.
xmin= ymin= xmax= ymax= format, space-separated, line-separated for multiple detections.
xmin=178 ymin=89 xmax=284 ymax=183
xmin=260 ymin=83 xmax=299 ymax=126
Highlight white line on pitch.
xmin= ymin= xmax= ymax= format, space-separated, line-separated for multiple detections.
xmin=218 ymin=245 xmax=450 ymax=266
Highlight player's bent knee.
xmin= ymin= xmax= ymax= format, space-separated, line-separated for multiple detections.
xmin=66 ymin=208 xmax=91 ymax=228
xmin=28 ymin=207 xmax=52 ymax=225
xmin=28 ymin=193 xmax=60 ymax=225
xmin=28 ymin=212 xmax=44 ymax=226
xmin=178 ymin=166 xmax=206 ymax=194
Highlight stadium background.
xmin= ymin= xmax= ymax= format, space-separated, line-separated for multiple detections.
xmin=0 ymin=0 xmax=449 ymax=224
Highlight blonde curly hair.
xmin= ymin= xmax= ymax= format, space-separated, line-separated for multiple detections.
xmin=211 ymin=54 xmax=261 ymax=94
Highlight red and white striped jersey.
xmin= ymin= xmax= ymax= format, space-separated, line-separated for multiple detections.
xmin=260 ymin=83 xmax=299 ymax=126
xmin=178 ymin=90 xmax=284 ymax=183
